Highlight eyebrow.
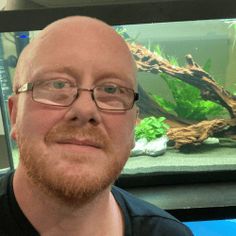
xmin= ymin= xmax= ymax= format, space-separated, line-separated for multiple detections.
xmin=31 ymin=66 xmax=77 ymax=78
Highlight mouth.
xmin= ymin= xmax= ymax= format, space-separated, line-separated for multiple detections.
xmin=55 ymin=138 xmax=102 ymax=149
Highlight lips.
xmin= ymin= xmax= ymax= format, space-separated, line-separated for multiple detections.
xmin=56 ymin=138 xmax=102 ymax=149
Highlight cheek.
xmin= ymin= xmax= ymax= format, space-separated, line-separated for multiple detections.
xmin=104 ymin=113 xmax=136 ymax=149
xmin=15 ymin=103 xmax=62 ymax=140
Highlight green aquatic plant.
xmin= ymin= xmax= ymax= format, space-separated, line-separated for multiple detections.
xmin=135 ymin=116 xmax=169 ymax=141
xmin=150 ymin=45 xmax=225 ymax=121
xmin=152 ymin=83 xmax=224 ymax=121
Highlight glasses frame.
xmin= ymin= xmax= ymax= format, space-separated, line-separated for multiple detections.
xmin=15 ymin=81 xmax=139 ymax=111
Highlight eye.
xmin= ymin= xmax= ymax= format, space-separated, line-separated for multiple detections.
xmin=52 ymin=80 xmax=67 ymax=89
xmin=40 ymin=79 xmax=75 ymax=90
xmin=103 ymin=85 xmax=118 ymax=94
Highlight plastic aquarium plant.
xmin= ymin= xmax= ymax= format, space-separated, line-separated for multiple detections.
xmin=150 ymin=45 xmax=225 ymax=122
xmin=135 ymin=116 xmax=169 ymax=141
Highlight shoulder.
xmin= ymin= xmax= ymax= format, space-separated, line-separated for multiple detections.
xmin=112 ymin=186 xmax=193 ymax=236
xmin=0 ymin=172 xmax=11 ymax=197
xmin=0 ymin=172 xmax=13 ymax=233
xmin=0 ymin=172 xmax=13 ymax=213
xmin=112 ymin=186 xmax=178 ymax=220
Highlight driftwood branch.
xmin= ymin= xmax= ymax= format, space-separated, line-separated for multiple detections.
xmin=128 ymin=43 xmax=236 ymax=148
xmin=167 ymin=118 xmax=236 ymax=148
xmin=128 ymin=43 xmax=236 ymax=118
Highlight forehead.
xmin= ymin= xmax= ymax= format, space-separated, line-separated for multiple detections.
xmin=20 ymin=18 xmax=136 ymax=86
xmin=34 ymin=17 xmax=132 ymax=57
xmin=34 ymin=25 xmax=132 ymax=63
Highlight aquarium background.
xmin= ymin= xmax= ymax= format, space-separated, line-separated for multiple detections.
xmin=1 ymin=19 xmax=236 ymax=182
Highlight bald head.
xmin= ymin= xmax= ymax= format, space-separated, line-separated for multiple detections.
xmin=40 ymin=16 xmax=120 ymax=39
xmin=13 ymin=16 xmax=137 ymax=91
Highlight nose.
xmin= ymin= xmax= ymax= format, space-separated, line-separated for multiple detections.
xmin=64 ymin=88 xmax=101 ymax=125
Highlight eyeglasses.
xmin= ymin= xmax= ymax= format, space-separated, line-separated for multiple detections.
xmin=15 ymin=79 xmax=139 ymax=111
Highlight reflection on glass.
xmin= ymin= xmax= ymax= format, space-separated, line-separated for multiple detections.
xmin=1 ymin=19 xmax=236 ymax=178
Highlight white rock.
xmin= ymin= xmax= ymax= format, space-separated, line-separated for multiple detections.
xmin=131 ymin=138 xmax=148 ymax=156
xmin=203 ymin=137 xmax=219 ymax=145
xmin=145 ymin=136 xmax=168 ymax=156
xmin=131 ymin=136 xmax=168 ymax=157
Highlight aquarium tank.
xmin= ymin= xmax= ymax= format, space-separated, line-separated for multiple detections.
xmin=119 ymin=19 xmax=236 ymax=186
xmin=1 ymin=18 xmax=236 ymax=185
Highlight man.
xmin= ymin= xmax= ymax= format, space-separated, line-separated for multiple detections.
xmin=0 ymin=16 xmax=193 ymax=235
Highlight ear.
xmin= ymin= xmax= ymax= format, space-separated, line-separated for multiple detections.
xmin=8 ymin=95 xmax=18 ymax=141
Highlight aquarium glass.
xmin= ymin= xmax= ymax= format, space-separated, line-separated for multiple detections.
xmin=1 ymin=19 xmax=236 ymax=181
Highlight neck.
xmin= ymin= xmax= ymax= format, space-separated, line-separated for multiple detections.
xmin=13 ymin=166 xmax=124 ymax=236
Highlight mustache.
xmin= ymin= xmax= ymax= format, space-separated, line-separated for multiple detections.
xmin=45 ymin=123 xmax=108 ymax=148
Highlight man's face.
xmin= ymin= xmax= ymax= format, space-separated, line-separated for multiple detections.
xmin=9 ymin=19 xmax=138 ymax=205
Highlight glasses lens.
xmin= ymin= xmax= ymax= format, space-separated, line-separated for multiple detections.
xmin=94 ymin=85 xmax=135 ymax=110
xmin=33 ymin=80 xmax=77 ymax=106
xmin=30 ymin=80 xmax=137 ymax=110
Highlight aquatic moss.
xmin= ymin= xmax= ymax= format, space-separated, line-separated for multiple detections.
xmin=135 ymin=116 xmax=169 ymax=141
xmin=151 ymin=45 xmax=226 ymax=121
xmin=151 ymin=80 xmax=225 ymax=121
